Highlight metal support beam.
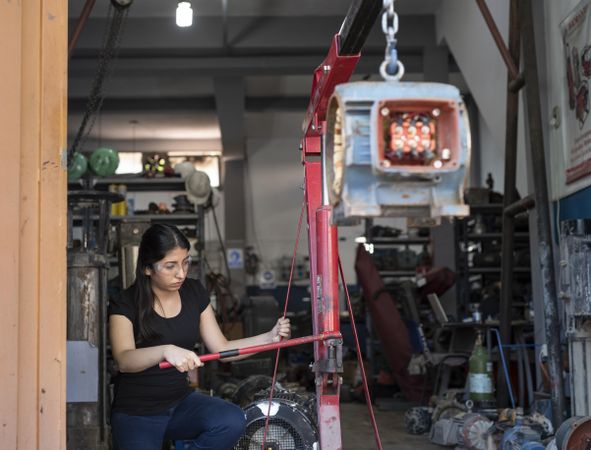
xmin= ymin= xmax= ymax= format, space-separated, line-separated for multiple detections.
xmin=68 ymin=0 xmax=96 ymax=59
xmin=519 ymin=0 xmax=565 ymax=426
xmin=498 ymin=0 xmax=521 ymax=408
xmin=475 ymin=0 xmax=520 ymax=80
xmin=214 ymin=76 xmax=245 ymax=160
xmin=69 ymin=53 xmax=426 ymax=78
xmin=339 ymin=0 xmax=382 ymax=55
xmin=68 ymin=96 xmax=311 ymax=113
xmin=69 ymin=15 xmax=436 ymax=55
xmin=504 ymin=195 xmax=535 ymax=218
xmin=214 ymin=77 xmax=246 ymax=295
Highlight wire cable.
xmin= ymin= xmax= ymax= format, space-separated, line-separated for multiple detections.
xmin=338 ymin=257 xmax=383 ymax=450
xmin=68 ymin=3 xmax=130 ymax=163
xmin=261 ymin=197 xmax=306 ymax=450
xmin=210 ymin=200 xmax=232 ymax=286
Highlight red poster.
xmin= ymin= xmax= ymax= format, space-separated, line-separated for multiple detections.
xmin=561 ymin=0 xmax=591 ymax=184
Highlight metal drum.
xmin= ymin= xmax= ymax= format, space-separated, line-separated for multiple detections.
xmin=66 ymin=252 xmax=109 ymax=450
xmin=554 ymin=416 xmax=591 ymax=450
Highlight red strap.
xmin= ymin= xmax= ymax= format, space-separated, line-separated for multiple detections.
xmin=259 ymin=197 xmax=383 ymax=449
xmin=339 ymin=257 xmax=383 ymax=450
xmin=261 ymin=197 xmax=306 ymax=450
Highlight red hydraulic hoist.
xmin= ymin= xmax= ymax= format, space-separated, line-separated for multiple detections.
xmin=288 ymin=2 xmax=385 ymax=448
xmin=163 ymin=1 xmax=471 ymax=448
xmin=299 ymin=22 xmax=373 ymax=450
xmin=299 ymin=0 xmax=470 ymax=447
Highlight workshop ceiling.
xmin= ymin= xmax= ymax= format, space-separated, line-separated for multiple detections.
xmin=68 ymin=0 xmax=453 ymax=155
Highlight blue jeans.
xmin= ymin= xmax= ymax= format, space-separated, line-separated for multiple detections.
xmin=111 ymin=391 xmax=246 ymax=450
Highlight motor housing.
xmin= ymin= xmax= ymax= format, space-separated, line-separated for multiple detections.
xmin=325 ymin=81 xmax=470 ymax=225
xmin=234 ymin=391 xmax=318 ymax=450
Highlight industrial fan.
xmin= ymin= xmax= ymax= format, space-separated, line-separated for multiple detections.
xmin=234 ymin=390 xmax=318 ymax=450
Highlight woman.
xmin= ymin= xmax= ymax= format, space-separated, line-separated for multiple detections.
xmin=108 ymin=224 xmax=290 ymax=450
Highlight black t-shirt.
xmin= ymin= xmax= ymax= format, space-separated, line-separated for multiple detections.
xmin=108 ymin=277 xmax=210 ymax=415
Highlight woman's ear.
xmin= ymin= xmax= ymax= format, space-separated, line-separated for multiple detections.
xmin=144 ymin=266 xmax=152 ymax=276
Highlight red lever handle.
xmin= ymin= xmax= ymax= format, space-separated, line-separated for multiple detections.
xmin=159 ymin=331 xmax=341 ymax=369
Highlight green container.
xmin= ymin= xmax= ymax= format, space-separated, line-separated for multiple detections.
xmin=67 ymin=152 xmax=88 ymax=182
xmin=89 ymin=147 xmax=119 ymax=177
xmin=469 ymin=333 xmax=494 ymax=401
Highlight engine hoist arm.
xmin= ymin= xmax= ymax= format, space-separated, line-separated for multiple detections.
xmin=301 ymin=36 xmax=360 ymax=143
xmin=301 ymin=0 xmax=381 ymax=144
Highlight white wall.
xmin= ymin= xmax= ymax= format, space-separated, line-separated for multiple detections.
xmin=478 ymin=114 xmax=505 ymax=191
xmin=245 ymin=136 xmax=308 ymax=267
xmin=244 ymin=111 xmax=365 ymax=284
xmin=436 ymin=0 xmax=509 ymax=162
xmin=436 ymin=0 xmax=529 ymax=195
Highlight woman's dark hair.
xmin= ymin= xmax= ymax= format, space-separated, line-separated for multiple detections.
xmin=134 ymin=224 xmax=190 ymax=342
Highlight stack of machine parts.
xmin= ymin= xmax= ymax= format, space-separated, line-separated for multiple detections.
xmin=234 ymin=389 xmax=318 ymax=450
xmin=430 ymin=399 xmax=560 ymax=450
xmin=429 ymin=412 xmax=493 ymax=450
xmin=499 ymin=419 xmax=545 ymax=450
xmin=66 ymin=190 xmax=122 ymax=450
xmin=560 ymin=219 xmax=591 ymax=417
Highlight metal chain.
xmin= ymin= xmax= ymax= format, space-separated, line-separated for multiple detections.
xmin=68 ymin=3 xmax=130 ymax=165
xmin=380 ymin=0 xmax=405 ymax=81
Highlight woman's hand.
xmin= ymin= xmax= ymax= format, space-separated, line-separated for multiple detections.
xmin=163 ymin=345 xmax=203 ymax=373
xmin=269 ymin=317 xmax=291 ymax=343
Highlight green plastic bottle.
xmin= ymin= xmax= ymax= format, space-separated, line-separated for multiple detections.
xmin=468 ymin=331 xmax=494 ymax=401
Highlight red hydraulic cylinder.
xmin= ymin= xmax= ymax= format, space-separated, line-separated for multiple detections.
xmin=314 ymin=205 xmax=343 ymax=449
xmin=316 ymin=207 xmax=340 ymax=342
xmin=305 ymin=158 xmax=342 ymax=449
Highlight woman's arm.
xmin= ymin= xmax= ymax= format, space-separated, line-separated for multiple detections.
xmin=199 ymin=305 xmax=291 ymax=361
xmin=109 ymin=314 xmax=202 ymax=373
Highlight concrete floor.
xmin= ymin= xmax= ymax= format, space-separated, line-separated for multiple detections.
xmin=340 ymin=403 xmax=438 ymax=450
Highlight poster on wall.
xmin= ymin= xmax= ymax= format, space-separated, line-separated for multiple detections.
xmin=561 ymin=0 xmax=591 ymax=184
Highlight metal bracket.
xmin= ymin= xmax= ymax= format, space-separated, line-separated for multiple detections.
xmin=312 ymin=339 xmax=343 ymax=373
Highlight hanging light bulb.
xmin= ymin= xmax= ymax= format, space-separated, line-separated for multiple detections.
xmin=176 ymin=1 xmax=193 ymax=27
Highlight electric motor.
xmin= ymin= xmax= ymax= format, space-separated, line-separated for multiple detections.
xmin=404 ymin=407 xmax=432 ymax=435
xmin=325 ymin=81 xmax=470 ymax=225
xmin=234 ymin=391 xmax=318 ymax=450
xmin=554 ymin=416 xmax=591 ymax=450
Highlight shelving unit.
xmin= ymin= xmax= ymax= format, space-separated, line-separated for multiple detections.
xmin=73 ymin=213 xmax=200 ymax=226
xmin=455 ymin=203 xmax=533 ymax=320
xmin=68 ymin=176 xmax=205 ymax=281
xmin=68 ymin=176 xmax=186 ymax=192
xmin=362 ymin=219 xmax=433 ymax=387
xmin=364 ymin=219 xmax=431 ymax=280
xmin=111 ymin=213 xmax=199 ymax=225
xmin=371 ymin=237 xmax=431 ymax=245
